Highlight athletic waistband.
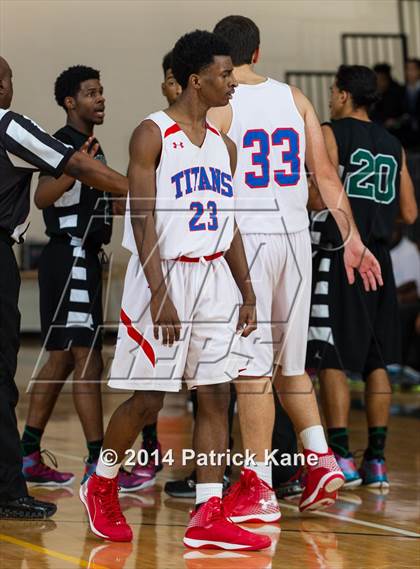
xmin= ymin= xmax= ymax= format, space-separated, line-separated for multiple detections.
xmin=173 ymin=252 xmax=224 ymax=263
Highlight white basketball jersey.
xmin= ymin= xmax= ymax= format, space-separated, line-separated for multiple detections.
xmin=123 ymin=111 xmax=235 ymax=258
xmin=228 ymin=78 xmax=309 ymax=234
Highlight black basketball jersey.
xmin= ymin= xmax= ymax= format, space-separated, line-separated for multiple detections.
xmin=41 ymin=125 xmax=112 ymax=247
xmin=317 ymin=117 xmax=402 ymax=246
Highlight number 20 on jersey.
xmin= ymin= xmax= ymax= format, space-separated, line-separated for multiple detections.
xmin=243 ymin=128 xmax=301 ymax=188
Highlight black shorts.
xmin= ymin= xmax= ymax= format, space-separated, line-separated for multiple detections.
xmin=39 ymin=238 xmax=103 ymax=351
xmin=306 ymin=242 xmax=400 ymax=379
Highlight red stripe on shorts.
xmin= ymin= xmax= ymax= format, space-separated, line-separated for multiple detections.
xmin=120 ymin=309 xmax=156 ymax=368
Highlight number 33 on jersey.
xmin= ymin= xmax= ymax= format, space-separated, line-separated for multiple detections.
xmin=228 ymin=79 xmax=310 ymax=235
xmin=122 ymin=111 xmax=235 ymax=259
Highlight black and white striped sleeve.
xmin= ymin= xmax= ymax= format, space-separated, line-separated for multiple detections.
xmin=0 ymin=110 xmax=76 ymax=177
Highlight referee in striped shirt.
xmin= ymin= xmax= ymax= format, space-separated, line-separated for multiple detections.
xmin=0 ymin=56 xmax=127 ymax=519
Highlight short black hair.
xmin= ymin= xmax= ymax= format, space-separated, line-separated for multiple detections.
xmin=162 ymin=51 xmax=173 ymax=77
xmin=171 ymin=30 xmax=231 ymax=89
xmin=54 ymin=65 xmax=100 ymax=109
xmin=373 ymin=63 xmax=392 ymax=77
xmin=213 ymin=15 xmax=260 ymax=66
xmin=406 ymin=57 xmax=420 ymax=69
xmin=336 ymin=64 xmax=379 ymax=109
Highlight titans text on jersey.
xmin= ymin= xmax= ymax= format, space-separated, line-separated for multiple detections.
xmin=171 ymin=166 xmax=233 ymax=199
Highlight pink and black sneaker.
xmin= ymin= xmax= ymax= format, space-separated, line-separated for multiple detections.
xmin=22 ymin=450 xmax=74 ymax=487
xmin=129 ymin=442 xmax=163 ymax=491
xmin=359 ymin=456 xmax=389 ymax=489
xmin=82 ymin=460 xmax=153 ymax=493
xmin=118 ymin=468 xmax=155 ymax=493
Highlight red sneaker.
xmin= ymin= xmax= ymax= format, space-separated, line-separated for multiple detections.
xmin=79 ymin=473 xmax=133 ymax=542
xmin=184 ymin=497 xmax=271 ymax=551
xmin=223 ymin=468 xmax=281 ymax=523
xmin=299 ymin=449 xmax=345 ymax=512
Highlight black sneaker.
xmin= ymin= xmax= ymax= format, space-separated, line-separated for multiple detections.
xmin=164 ymin=471 xmax=230 ymax=498
xmin=275 ymin=478 xmax=303 ymax=499
xmin=0 ymin=496 xmax=57 ymax=519
xmin=164 ymin=471 xmax=196 ymax=498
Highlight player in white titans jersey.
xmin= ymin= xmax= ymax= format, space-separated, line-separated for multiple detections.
xmin=80 ymin=30 xmax=271 ymax=552
xmin=210 ymin=15 xmax=382 ymax=516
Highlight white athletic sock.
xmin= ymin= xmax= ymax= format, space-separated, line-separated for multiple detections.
xmin=95 ymin=450 xmax=121 ymax=479
xmin=196 ymin=483 xmax=223 ymax=506
xmin=299 ymin=425 xmax=328 ymax=454
xmin=247 ymin=461 xmax=273 ymax=488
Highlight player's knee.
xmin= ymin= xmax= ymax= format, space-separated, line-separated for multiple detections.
xmin=72 ymin=347 xmax=103 ymax=377
xmin=46 ymin=350 xmax=74 ymax=377
xmin=130 ymin=391 xmax=164 ymax=423
xmin=196 ymin=382 xmax=230 ymax=416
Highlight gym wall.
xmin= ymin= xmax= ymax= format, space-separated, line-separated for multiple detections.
xmin=0 ymin=0 xmax=399 ymax=259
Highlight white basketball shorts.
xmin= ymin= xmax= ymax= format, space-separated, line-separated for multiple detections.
xmin=108 ymin=253 xmax=242 ymax=392
xmin=239 ymin=230 xmax=312 ymax=377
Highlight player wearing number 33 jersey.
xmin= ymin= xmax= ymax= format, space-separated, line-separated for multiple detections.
xmin=227 ymin=78 xmax=311 ymax=377
xmin=211 ymin=17 xmax=382 ymax=380
xmin=210 ymin=73 xmax=314 ymax=378
xmin=209 ymin=16 xmax=383 ymax=517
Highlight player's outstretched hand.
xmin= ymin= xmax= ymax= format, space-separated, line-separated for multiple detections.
xmin=80 ymin=136 xmax=100 ymax=158
xmin=237 ymin=296 xmax=257 ymax=337
xmin=343 ymin=238 xmax=383 ymax=292
xmin=150 ymin=292 xmax=181 ymax=347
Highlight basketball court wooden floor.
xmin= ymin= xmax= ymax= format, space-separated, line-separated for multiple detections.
xmin=1 ymin=342 xmax=419 ymax=569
